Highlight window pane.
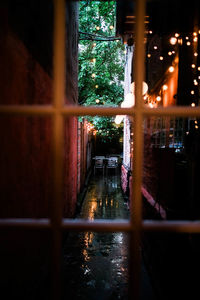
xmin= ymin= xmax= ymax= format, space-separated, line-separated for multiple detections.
xmin=0 ymin=116 xmax=53 ymax=218
xmin=0 ymin=0 xmax=53 ymax=105
xmin=0 ymin=230 xmax=52 ymax=299
xmin=142 ymin=232 xmax=200 ymax=299
xmin=145 ymin=0 xmax=200 ymax=107
xmin=143 ymin=117 xmax=200 ymax=220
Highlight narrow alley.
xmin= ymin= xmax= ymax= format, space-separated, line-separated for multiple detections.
xmin=62 ymin=171 xmax=155 ymax=300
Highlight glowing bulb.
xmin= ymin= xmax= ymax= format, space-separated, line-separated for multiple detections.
xmin=91 ymin=73 xmax=96 ymax=78
xmin=170 ymin=37 xmax=177 ymax=45
xmin=193 ymin=37 xmax=198 ymax=42
xmin=147 ymin=53 xmax=151 ymax=58
xmin=195 ymin=125 xmax=198 ymax=129
xmin=149 ymin=30 xmax=153 ymax=34
xmin=199 ymin=30 xmax=200 ymax=34
xmin=160 ymin=56 xmax=164 ymax=60
xmin=178 ymin=38 xmax=183 ymax=45
xmin=194 ymin=52 xmax=198 ymax=57
xmin=168 ymin=51 xmax=172 ymax=56
xmin=95 ymin=85 xmax=99 ymax=88
xmin=169 ymin=66 xmax=175 ymax=73
xmin=191 ymin=103 xmax=195 ymax=107
xmin=175 ymin=33 xmax=179 ymax=38
xmin=156 ymin=96 xmax=161 ymax=101
xmin=96 ymin=26 xmax=100 ymax=30
xmin=92 ymin=42 xmax=96 ymax=47
xmin=95 ymin=99 xmax=100 ymax=103
xmin=149 ymin=103 xmax=154 ymax=108
xmin=198 ymin=67 xmax=200 ymax=71
xmin=191 ymin=64 xmax=196 ymax=68
xmin=194 ymin=81 xmax=198 ymax=86
xmin=191 ymin=90 xmax=195 ymax=95
xmin=187 ymin=41 xmax=191 ymax=46
xmin=193 ymin=32 xmax=197 ymax=36
xmin=186 ymin=36 xmax=189 ymax=40
xmin=163 ymin=85 xmax=168 ymax=91
xmin=198 ymin=76 xmax=200 ymax=79
xmin=154 ymin=46 xmax=158 ymax=50
xmin=109 ymin=25 xmax=114 ymax=30
xmin=195 ymin=120 xmax=198 ymax=124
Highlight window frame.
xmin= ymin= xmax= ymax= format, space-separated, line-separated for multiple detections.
xmin=1 ymin=0 xmax=200 ymax=299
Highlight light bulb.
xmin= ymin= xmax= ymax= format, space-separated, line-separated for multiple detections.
xmin=163 ymin=85 xmax=168 ymax=91
xmin=109 ymin=25 xmax=114 ymax=30
xmin=95 ymin=99 xmax=100 ymax=103
xmin=194 ymin=52 xmax=198 ymax=57
xmin=175 ymin=33 xmax=179 ymax=38
xmin=191 ymin=64 xmax=196 ymax=68
xmin=154 ymin=46 xmax=158 ymax=50
xmin=96 ymin=26 xmax=100 ymax=30
xmin=160 ymin=56 xmax=164 ymax=60
xmin=193 ymin=32 xmax=197 ymax=36
xmin=169 ymin=66 xmax=175 ymax=73
xmin=147 ymin=53 xmax=151 ymax=58
xmin=193 ymin=37 xmax=198 ymax=42
xmin=198 ymin=67 xmax=200 ymax=71
xmin=91 ymin=73 xmax=96 ymax=78
xmin=149 ymin=30 xmax=153 ymax=34
xmin=191 ymin=90 xmax=195 ymax=95
xmin=170 ymin=37 xmax=177 ymax=45
xmin=187 ymin=41 xmax=191 ymax=46
xmin=95 ymin=85 xmax=99 ymax=88
xmin=168 ymin=51 xmax=172 ymax=56
xmin=156 ymin=96 xmax=161 ymax=101
xmin=191 ymin=103 xmax=195 ymax=107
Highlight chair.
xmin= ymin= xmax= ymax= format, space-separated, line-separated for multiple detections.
xmin=106 ymin=157 xmax=118 ymax=174
xmin=94 ymin=158 xmax=105 ymax=175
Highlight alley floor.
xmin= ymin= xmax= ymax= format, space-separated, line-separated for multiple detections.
xmin=62 ymin=170 xmax=156 ymax=300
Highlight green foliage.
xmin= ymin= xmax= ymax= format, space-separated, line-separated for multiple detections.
xmin=78 ymin=1 xmax=125 ymax=144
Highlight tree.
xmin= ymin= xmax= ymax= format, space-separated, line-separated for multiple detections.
xmin=79 ymin=1 xmax=125 ymax=146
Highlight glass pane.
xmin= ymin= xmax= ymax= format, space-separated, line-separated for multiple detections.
xmin=0 ymin=116 xmax=53 ymax=218
xmin=145 ymin=0 xmax=200 ymax=107
xmin=77 ymin=1 xmax=125 ymax=108
xmin=64 ymin=115 xmax=127 ymax=219
xmin=143 ymin=117 xmax=200 ymax=220
xmin=0 ymin=230 xmax=52 ymax=299
xmin=0 ymin=0 xmax=53 ymax=105
xmin=142 ymin=232 xmax=200 ymax=299
xmin=62 ymin=231 xmax=129 ymax=299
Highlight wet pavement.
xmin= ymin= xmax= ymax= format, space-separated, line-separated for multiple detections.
xmin=62 ymin=171 xmax=155 ymax=300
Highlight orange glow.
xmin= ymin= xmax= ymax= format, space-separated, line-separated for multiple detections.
xmin=170 ymin=37 xmax=177 ymax=45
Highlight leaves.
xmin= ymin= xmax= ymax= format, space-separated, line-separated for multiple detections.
xmin=79 ymin=1 xmax=125 ymax=144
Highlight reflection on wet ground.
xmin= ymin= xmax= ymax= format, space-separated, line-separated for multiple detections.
xmin=62 ymin=173 xmax=129 ymax=299
xmin=62 ymin=173 xmax=155 ymax=299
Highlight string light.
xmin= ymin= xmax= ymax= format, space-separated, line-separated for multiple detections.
xmin=169 ymin=66 xmax=175 ymax=73
xmin=149 ymin=30 xmax=153 ymax=34
xmin=187 ymin=41 xmax=191 ymax=46
xmin=191 ymin=64 xmax=196 ymax=68
xmin=159 ymin=56 xmax=164 ymax=60
xmin=109 ymin=25 xmax=114 ymax=30
xmin=147 ymin=53 xmax=151 ymax=58
xmin=91 ymin=73 xmax=96 ymax=78
xmin=194 ymin=52 xmax=198 ymax=57
xmin=186 ymin=36 xmax=189 ymax=40
xmin=195 ymin=125 xmax=198 ymax=129
xmin=170 ymin=37 xmax=177 ymax=45
xmin=154 ymin=46 xmax=158 ymax=50
xmin=95 ymin=99 xmax=100 ymax=103
xmin=191 ymin=90 xmax=195 ymax=95
xmin=178 ymin=38 xmax=183 ymax=45
xmin=175 ymin=33 xmax=179 ymax=38
xmin=198 ymin=67 xmax=200 ymax=71
xmin=96 ymin=26 xmax=100 ymax=30
xmin=193 ymin=32 xmax=197 ymax=36
xmin=156 ymin=96 xmax=161 ymax=101
xmin=92 ymin=42 xmax=96 ymax=47
xmin=193 ymin=37 xmax=198 ymax=42
xmin=168 ymin=51 xmax=172 ymax=56
xmin=163 ymin=84 xmax=168 ymax=91
xmin=191 ymin=103 xmax=195 ymax=107
xmin=95 ymin=85 xmax=99 ymax=88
